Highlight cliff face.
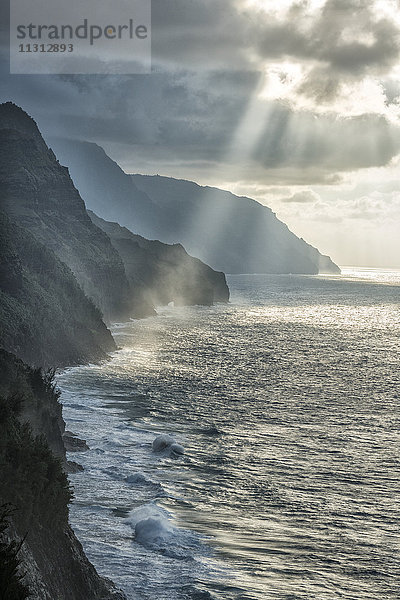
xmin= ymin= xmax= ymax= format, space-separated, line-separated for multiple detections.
xmin=0 ymin=102 xmax=138 ymax=322
xmin=131 ymin=175 xmax=341 ymax=275
xmin=0 ymin=103 xmax=231 ymax=600
xmin=0 ymin=103 xmax=129 ymax=598
xmin=0 ymin=350 xmax=126 ymax=600
xmin=89 ymin=211 xmax=229 ymax=307
xmin=48 ymin=138 xmax=158 ymax=236
xmin=0 ymin=211 xmax=115 ymax=368
xmin=49 ymin=138 xmax=340 ymax=275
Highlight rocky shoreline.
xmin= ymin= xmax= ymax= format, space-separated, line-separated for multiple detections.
xmin=0 ymin=349 xmax=128 ymax=599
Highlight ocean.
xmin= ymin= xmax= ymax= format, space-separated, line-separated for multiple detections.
xmin=57 ymin=268 xmax=400 ymax=600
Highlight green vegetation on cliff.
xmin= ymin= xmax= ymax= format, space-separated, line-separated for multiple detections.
xmin=0 ymin=505 xmax=30 ymax=600
xmin=0 ymin=350 xmax=125 ymax=600
xmin=0 ymin=390 xmax=71 ymax=533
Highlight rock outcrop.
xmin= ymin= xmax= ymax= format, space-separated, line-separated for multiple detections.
xmin=89 ymin=211 xmax=229 ymax=307
xmin=0 ymin=349 xmax=126 ymax=600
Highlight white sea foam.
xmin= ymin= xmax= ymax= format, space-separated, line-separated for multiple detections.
xmin=126 ymin=503 xmax=200 ymax=560
xmin=135 ymin=515 xmax=174 ymax=546
xmin=127 ymin=502 xmax=171 ymax=526
xmin=128 ymin=503 xmax=178 ymax=551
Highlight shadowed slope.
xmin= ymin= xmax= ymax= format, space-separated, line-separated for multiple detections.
xmin=89 ymin=210 xmax=229 ymax=307
xmin=0 ymin=103 xmax=138 ymax=322
xmin=0 ymin=211 xmax=115 ymax=368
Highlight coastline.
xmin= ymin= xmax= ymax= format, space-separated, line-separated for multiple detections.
xmin=56 ymin=271 xmax=400 ymax=600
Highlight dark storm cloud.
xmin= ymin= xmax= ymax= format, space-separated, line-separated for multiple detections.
xmin=252 ymin=0 xmax=400 ymax=102
xmin=1 ymin=0 xmax=399 ymax=184
xmin=252 ymin=108 xmax=400 ymax=170
xmin=1 ymin=68 xmax=399 ymax=178
xmin=150 ymin=0 xmax=253 ymax=70
xmin=152 ymin=0 xmax=400 ymax=104
xmin=0 ymin=68 xmax=258 ymax=156
xmin=316 ymin=0 xmax=400 ymax=73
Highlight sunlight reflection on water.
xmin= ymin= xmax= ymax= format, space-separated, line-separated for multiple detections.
xmin=58 ymin=271 xmax=400 ymax=600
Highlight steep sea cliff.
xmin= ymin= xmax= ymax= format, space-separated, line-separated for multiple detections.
xmin=0 ymin=102 xmax=136 ymax=322
xmin=0 ymin=350 xmax=126 ymax=599
xmin=89 ymin=211 xmax=229 ymax=307
xmin=0 ymin=102 xmax=231 ymax=599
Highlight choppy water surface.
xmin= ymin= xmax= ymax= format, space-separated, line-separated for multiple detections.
xmin=58 ymin=269 xmax=400 ymax=600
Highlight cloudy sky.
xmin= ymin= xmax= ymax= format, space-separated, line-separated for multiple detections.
xmin=1 ymin=0 xmax=400 ymax=267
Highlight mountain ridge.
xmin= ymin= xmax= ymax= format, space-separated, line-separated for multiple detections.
xmin=1 ymin=103 xmax=228 ymax=326
xmin=0 ymin=102 xmax=138 ymax=322
xmin=88 ymin=210 xmax=229 ymax=307
xmin=49 ymin=137 xmax=340 ymax=275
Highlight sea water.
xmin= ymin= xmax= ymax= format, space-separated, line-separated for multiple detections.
xmin=57 ymin=269 xmax=400 ymax=600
